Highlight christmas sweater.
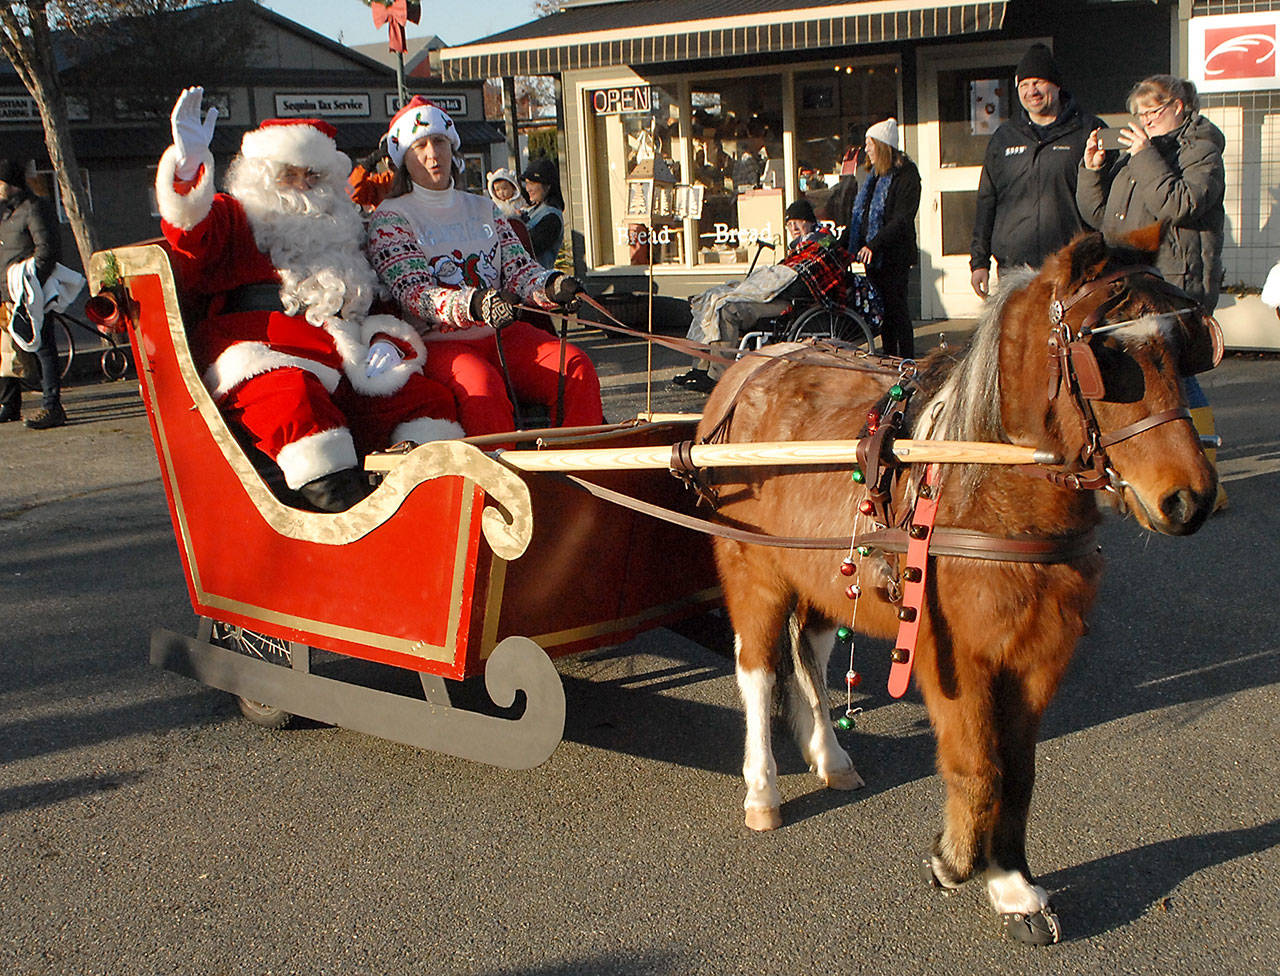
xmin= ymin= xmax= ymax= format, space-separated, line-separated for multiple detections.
xmin=366 ymin=183 xmax=555 ymax=341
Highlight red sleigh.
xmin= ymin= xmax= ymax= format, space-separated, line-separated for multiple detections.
xmin=90 ymin=243 xmax=718 ymax=768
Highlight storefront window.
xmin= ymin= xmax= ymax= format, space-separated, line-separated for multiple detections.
xmin=588 ymin=83 xmax=684 ymax=266
xmin=937 ymin=65 xmax=1015 ymax=168
xmin=689 ymin=78 xmax=784 ymax=265
xmin=794 ymin=64 xmax=899 ymax=230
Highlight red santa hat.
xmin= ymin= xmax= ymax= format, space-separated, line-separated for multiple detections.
xmin=385 ymin=96 xmax=461 ymax=168
xmin=239 ymin=118 xmax=350 ymax=179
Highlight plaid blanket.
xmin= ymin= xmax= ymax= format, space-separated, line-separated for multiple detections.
xmin=785 ymin=232 xmax=852 ymax=306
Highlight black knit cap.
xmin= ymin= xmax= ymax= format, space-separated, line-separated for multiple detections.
xmin=784 ymin=199 xmax=816 ymax=223
xmin=0 ymin=158 xmax=25 ymax=190
xmin=1015 ymin=43 xmax=1064 ymax=88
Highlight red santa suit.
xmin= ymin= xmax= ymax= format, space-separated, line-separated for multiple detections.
xmin=154 ymin=117 xmax=462 ymax=491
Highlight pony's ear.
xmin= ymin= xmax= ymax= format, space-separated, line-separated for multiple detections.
xmin=1120 ymin=221 xmax=1163 ymax=258
xmin=1061 ymin=230 xmax=1111 ymax=289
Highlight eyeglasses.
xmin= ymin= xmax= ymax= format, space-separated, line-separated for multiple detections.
xmin=1136 ymin=100 xmax=1174 ymax=124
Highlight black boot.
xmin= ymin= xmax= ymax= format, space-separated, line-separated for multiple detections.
xmin=0 ymin=378 xmax=20 ymax=422
xmin=297 ymin=468 xmax=371 ymax=513
xmin=25 ymin=403 xmax=66 ymax=429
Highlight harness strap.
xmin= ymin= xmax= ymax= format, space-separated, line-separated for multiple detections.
xmin=553 ymin=471 xmax=1098 ymax=562
xmin=888 ymin=464 xmax=941 ymax=698
xmin=1098 ymin=406 xmax=1192 ymax=448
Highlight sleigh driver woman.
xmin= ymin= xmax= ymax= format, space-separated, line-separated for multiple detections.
xmin=365 ymin=97 xmax=603 ymax=436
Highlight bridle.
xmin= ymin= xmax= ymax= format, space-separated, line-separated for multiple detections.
xmin=1041 ymin=265 xmax=1223 ymax=495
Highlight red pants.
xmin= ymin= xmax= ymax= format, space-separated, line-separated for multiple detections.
xmin=424 ymin=321 xmax=604 ymax=435
xmin=221 ymin=367 xmax=458 ymax=487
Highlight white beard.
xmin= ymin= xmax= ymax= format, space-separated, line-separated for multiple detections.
xmin=226 ymin=156 xmax=376 ymax=326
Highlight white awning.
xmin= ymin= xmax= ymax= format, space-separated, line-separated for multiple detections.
xmin=439 ymin=1 xmax=1007 ymax=81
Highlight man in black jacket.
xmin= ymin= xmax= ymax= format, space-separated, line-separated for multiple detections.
xmin=969 ymin=44 xmax=1102 ymax=297
xmin=0 ymin=158 xmax=65 ymax=427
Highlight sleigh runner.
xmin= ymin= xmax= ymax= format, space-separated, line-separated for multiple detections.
xmin=92 ymin=241 xmax=721 ymax=768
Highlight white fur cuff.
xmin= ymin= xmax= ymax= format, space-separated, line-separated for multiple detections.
xmin=155 ymin=145 xmax=216 ymax=231
xmin=202 ymin=343 xmax=343 ymax=401
xmin=391 ymin=417 xmax=465 ymax=446
xmin=276 ymin=427 xmax=359 ymax=489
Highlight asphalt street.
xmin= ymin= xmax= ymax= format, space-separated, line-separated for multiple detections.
xmin=1 ymin=327 xmax=1277 ymax=976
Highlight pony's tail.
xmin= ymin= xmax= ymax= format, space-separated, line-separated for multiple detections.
xmin=784 ymin=610 xmax=834 ymax=742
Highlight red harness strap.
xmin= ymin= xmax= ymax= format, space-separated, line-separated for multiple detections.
xmin=888 ymin=464 xmax=942 ymax=699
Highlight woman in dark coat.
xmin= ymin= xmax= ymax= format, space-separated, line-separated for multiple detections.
xmin=1077 ymin=75 xmax=1225 ymax=310
xmin=840 ymin=118 xmax=921 ymax=358
xmin=0 ymin=158 xmax=65 ymax=427
xmin=1077 ymin=75 xmax=1228 ymax=510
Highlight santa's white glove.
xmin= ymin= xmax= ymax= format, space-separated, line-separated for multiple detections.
xmin=171 ymin=86 xmax=219 ymax=182
xmin=364 ymin=339 xmax=403 ymax=378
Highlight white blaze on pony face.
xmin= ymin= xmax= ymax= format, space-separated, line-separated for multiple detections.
xmin=735 ymin=636 xmax=781 ymax=829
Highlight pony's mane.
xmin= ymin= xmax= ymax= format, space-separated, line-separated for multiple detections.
xmin=913 ymin=266 xmax=1037 ymax=488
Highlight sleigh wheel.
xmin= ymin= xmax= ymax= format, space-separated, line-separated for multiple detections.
xmin=236 ymin=695 xmax=291 ymax=729
xmin=204 ymin=620 xmax=294 ymax=729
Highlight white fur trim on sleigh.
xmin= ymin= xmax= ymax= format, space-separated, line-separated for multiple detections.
xmin=155 ymin=145 xmax=216 ymax=232
xmin=341 ymin=313 xmax=431 ymax=397
xmin=275 ymin=426 xmax=359 ymax=490
xmin=390 ymin=416 xmax=465 ymax=446
xmin=202 ymin=341 xmax=343 ymax=401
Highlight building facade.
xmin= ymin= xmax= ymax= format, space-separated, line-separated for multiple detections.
xmin=0 ymin=4 xmax=503 ymax=267
xmin=440 ymin=0 xmax=1275 ymax=322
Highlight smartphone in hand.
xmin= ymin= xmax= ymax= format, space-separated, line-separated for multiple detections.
xmin=1096 ymin=128 xmax=1128 ymax=151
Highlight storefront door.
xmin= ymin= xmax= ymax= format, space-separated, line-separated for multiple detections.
xmin=916 ymin=42 xmax=1031 ymax=319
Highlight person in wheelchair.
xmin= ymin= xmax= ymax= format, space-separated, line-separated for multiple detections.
xmin=674 ymin=199 xmax=860 ymax=392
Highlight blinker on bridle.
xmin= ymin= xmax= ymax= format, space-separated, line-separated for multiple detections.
xmin=1042 ymin=266 xmax=1224 ymax=496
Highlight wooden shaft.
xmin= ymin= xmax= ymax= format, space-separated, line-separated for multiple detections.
xmin=494 ymin=439 xmax=1057 ymax=473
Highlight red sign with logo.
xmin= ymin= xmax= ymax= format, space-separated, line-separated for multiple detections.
xmin=1192 ymin=14 xmax=1280 ymax=92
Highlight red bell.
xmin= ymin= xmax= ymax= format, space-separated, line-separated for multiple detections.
xmin=846 ymin=669 xmax=862 ymax=688
xmin=859 ymin=499 xmax=875 ymax=515
xmin=839 ymin=558 xmax=856 ymax=577
xmin=845 ymin=583 xmax=861 ymax=600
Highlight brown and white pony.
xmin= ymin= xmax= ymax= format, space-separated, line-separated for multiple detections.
xmin=695 ymin=227 xmax=1219 ymax=944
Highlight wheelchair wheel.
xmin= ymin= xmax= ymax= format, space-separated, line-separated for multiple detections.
xmin=786 ymin=304 xmax=876 ymax=352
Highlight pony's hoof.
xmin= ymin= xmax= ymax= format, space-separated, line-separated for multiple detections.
xmin=744 ymin=806 xmax=782 ymax=831
xmin=822 ymin=766 xmax=864 ymax=791
xmin=1001 ymin=908 xmax=1062 ymax=946
xmin=920 ymin=858 xmax=944 ymax=889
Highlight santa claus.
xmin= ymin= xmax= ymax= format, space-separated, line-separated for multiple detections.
xmin=155 ymin=87 xmax=462 ymax=511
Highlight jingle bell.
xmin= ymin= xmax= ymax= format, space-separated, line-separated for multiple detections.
xmin=888 ymin=384 xmax=905 ymax=401
xmin=856 ymin=545 xmax=872 ymax=557
xmin=840 ymin=559 xmax=856 ymax=577
xmin=846 ymin=583 xmax=861 ymax=600
xmin=846 ymin=669 xmax=862 ymax=688
xmin=836 ymin=716 xmax=854 ymax=730
xmin=836 ymin=626 xmax=852 ymax=642
xmin=859 ymin=499 xmax=875 ymax=515
xmin=851 ymin=468 xmax=865 ymax=484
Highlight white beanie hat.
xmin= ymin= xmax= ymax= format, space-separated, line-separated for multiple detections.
xmin=865 ymin=118 xmax=899 ymax=150
xmin=386 ymin=96 xmax=462 ymax=169
xmin=486 ymin=167 xmax=520 ymax=197
xmin=239 ymin=118 xmax=351 ymax=180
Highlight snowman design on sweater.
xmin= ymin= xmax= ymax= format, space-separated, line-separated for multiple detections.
xmin=367 ymin=183 xmax=554 ymax=339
